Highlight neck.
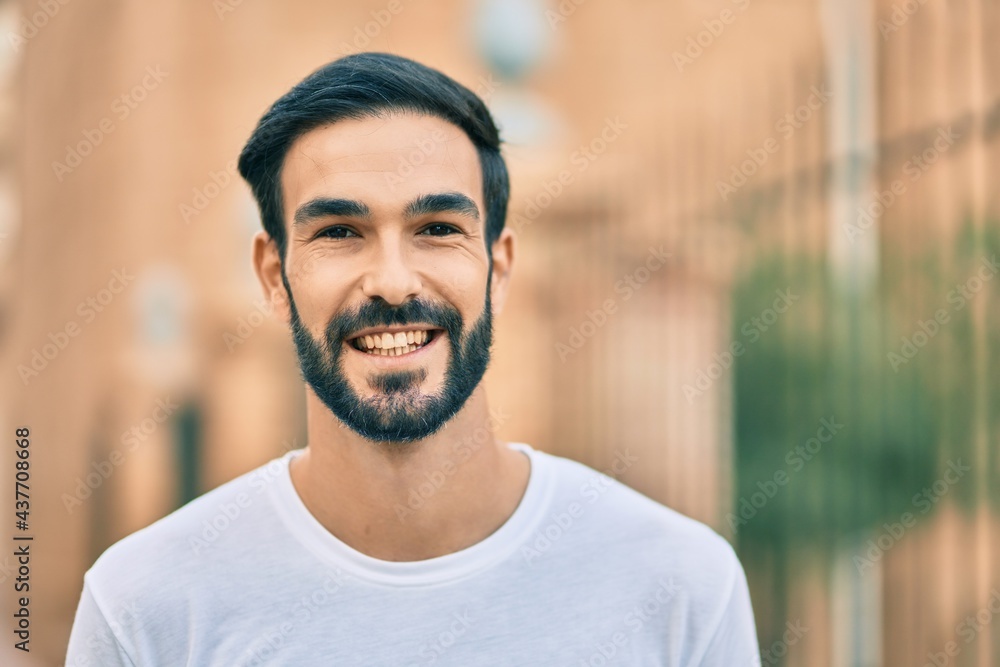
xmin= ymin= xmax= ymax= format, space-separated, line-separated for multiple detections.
xmin=288 ymin=385 xmax=531 ymax=561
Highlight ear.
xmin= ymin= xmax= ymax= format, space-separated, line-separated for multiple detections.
xmin=489 ymin=227 xmax=516 ymax=316
xmin=251 ymin=231 xmax=291 ymax=326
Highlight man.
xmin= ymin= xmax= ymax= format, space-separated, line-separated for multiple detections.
xmin=66 ymin=52 xmax=759 ymax=665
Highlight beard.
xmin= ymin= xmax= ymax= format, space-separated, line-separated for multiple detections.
xmin=282 ymin=271 xmax=494 ymax=444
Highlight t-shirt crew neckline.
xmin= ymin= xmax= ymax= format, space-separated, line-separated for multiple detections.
xmin=267 ymin=442 xmax=553 ymax=587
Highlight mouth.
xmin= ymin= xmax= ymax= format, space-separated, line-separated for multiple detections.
xmin=347 ymin=327 xmax=443 ymax=357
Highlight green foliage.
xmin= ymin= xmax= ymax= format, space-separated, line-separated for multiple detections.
xmin=732 ymin=253 xmax=939 ymax=549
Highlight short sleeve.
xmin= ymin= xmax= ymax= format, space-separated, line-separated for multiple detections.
xmin=65 ymin=581 xmax=138 ymax=667
xmin=692 ymin=548 xmax=760 ymax=666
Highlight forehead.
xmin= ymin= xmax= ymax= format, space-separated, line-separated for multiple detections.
xmin=280 ymin=113 xmax=483 ymax=220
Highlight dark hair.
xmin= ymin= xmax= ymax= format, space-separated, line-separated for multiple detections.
xmin=238 ymin=52 xmax=509 ymax=261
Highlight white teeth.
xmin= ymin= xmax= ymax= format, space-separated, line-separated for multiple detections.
xmin=353 ymin=330 xmax=433 ymax=355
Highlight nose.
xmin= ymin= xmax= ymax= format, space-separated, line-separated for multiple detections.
xmin=360 ymin=238 xmax=422 ymax=305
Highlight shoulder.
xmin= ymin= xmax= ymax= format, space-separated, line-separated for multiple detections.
xmin=538 ymin=448 xmax=734 ymax=548
xmin=83 ymin=453 xmax=291 ymax=610
xmin=536 ymin=447 xmax=743 ymax=596
xmin=534 ymin=448 xmax=754 ymax=653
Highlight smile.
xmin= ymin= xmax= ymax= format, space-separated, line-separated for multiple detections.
xmin=348 ymin=328 xmax=441 ymax=357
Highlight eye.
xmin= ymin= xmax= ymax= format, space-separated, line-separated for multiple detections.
xmin=316 ymin=225 xmax=358 ymax=239
xmin=420 ymin=223 xmax=460 ymax=236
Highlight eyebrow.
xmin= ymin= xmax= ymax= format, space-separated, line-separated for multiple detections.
xmin=292 ymin=192 xmax=481 ymax=228
xmin=403 ymin=192 xmax=480 ymax=222
xmin=293 ymin=198 xmax=372 ymax=226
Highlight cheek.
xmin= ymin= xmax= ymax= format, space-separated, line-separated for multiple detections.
xmin=288 ymin=258 xmax=354 ymax=326
xmin=430 ymin=263 xmax=487 ymax=310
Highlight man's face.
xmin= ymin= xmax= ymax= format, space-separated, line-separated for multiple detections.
xmin=276 ymin=113 xmax=494 ymax=443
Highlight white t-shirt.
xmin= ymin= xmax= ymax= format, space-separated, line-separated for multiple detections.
xmin=66 ymin=442 xmax=759 ymax=666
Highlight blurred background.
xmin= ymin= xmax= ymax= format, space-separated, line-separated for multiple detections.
xmin=0 ymin=0 xmax=997 ymax=664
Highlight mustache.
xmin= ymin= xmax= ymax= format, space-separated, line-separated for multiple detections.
xmin=324 ymin=298 xmax=464 ymax=346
